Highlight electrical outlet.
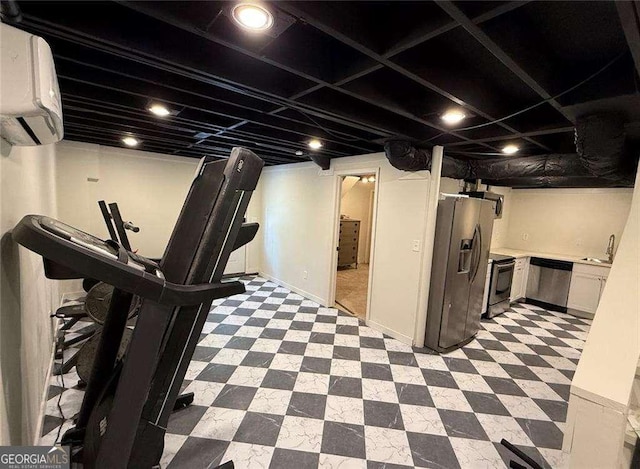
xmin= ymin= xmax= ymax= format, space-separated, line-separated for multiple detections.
xmin=303 ymin=270 xmax=308 ymax=280
xmin=522 ymin=233 xmax=529 ymax=241
xmin=576 ymin=238 xmax=583 ymax=247
xmin=412 ymin=240 xmax=421 ymax=252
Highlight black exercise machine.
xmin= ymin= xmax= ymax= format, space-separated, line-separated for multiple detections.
xmin=13 ymin=148 xmax=263 ymax=468
xmin=53 ymin=201 xmax=144 ymax=376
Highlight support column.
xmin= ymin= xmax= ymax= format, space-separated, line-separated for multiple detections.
xmin=413 ymin=145 xmax=444 ymax=347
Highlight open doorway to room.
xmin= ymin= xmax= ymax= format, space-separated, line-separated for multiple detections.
xmin=334 ymin=174 xmax=377 ymax=320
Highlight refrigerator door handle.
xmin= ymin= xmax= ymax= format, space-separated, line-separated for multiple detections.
xmin=469 ymin=224 xmax=482 ymax=283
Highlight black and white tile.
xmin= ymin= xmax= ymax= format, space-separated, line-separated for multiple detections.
xmin=41 ymin=276 xmax=591 ymax=468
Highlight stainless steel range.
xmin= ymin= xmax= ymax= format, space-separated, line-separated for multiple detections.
xmin=486 ymin=253 xmax=515 ymax=318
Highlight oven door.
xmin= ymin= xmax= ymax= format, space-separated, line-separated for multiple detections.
xmin=489 ymin=261 xmax=515 ymax=305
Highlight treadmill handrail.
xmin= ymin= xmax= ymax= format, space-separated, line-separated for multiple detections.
xmin=12 ymin=214 xmax=245 ymax=306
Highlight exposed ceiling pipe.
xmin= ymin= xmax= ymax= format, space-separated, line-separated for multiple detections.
xmin=384 ymin=113 xmax=638 ymax=188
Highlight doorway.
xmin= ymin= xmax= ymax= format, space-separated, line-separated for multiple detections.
xmin=334 ymin=174 xmax=377 ymax=320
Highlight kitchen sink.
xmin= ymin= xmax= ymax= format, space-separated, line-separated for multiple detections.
xmin=582 ymin=257 xmax=611 ymax=264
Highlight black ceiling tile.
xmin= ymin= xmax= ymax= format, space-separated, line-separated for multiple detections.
xmin=235 ymin=122 xmax=377 ymax=157
xmin=524 ymin=132 xmax=577 ymax=155
xmin=556 ymin=55 xmax=639 ymax=107
xmin=453 ymin=1 xmax=510 ymax=19
xmin=504 ymin=102 xmax=572 ymax=133
xmin=136 ymin=1 xmax=228 ymax=33
xmin=260 ymin=21 xmax=377 ymax=84
xmin=477 ymin=1 xmax=630 ymax=97
xmin=12 ymin=0 xmax=632 ymax=169
xmin=339 ymin=67 xmax=458 ymax=125
xmin=391 ymin=27 xmax=543 ymax=120
xmin=296 ymin=87 xmax=434 ymax=140
xmin=269 ymin=108 xmax=383 ymax=143
xmin=22 ymin=2 xmax=315 ymax=98
xmin=281 ymin=1 xmax=452 ymax=56
xmin=449 ymin=123 xmax=515 ymax=143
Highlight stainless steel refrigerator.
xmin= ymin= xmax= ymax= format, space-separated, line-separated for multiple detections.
xmin=425 ymin=196 xmax=495 ymax=352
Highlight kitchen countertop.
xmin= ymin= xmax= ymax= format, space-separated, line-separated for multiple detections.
xmin=490 ymin=247 xmax=613 ymax=268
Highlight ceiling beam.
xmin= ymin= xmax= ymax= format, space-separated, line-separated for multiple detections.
xmin=64 ymin=119 xmax=302 ymax=163
xmin=277 ymin=2 xmax=552 ymax=153
xmin=21 ymin=15 xmax=393 ymax=140
xmin=445 ymin=126 xmax=575 ymax=147
xmin=63 ymin=131 xmax=222 ymax=159
xmin=64 ymin=122 xmax=299 ymax=164
xmin=61 ymin=104 xmax=345 ymax=161
xmin=233 ymin=1 xmax=532 ymax=148
xmin=383 ymin=1 xmax=532 ymax=58
xmin=616 ymin=0 xmax=640 ymax=76
xmin=63 ymin=116 xmax=308 ymax=163
xmin=55 ymin=69 xmax=397 ymax=153
xmin=436 ymin=0 xmax=574 ymax=124
xmin=55 ymin=57 xmax=375 ymax=154
xmin=115 ymin=1 xmax=498 ymax=151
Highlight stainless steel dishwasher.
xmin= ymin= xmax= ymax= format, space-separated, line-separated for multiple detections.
xmin=526 ymin=257 xmax=573 ymax=312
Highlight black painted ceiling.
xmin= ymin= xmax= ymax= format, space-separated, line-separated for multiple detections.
xmin=5 ymin=1 xmax=639 ymax=166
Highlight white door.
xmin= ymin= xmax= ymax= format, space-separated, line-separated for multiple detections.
xmin=567 ymin=273 xmax=602 ymax=313
xmin=224 ymin=245 xmax=246 ymax=275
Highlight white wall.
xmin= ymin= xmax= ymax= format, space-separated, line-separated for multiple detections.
xmin=55 ymin=141 xmax=263 ymax=277
xmin=340 ymin=178 xmax=374 ymax=264
xmin=563 ymin=168 xmax=639 ymax=467
xmin=257 ymin=153 xmax=432 ymax=343
xmin=439 ymin=177 xmax=463 ymax=195
xmin=0 ymin=140 xmax=58 ymax=445
xmin=245 ymin=177 xmax=263 ymax=274
xmin=488 ymin=186 xmax=512 ymax=250
xmin=504 ymin=188 xmax=633 ymax=258
xmin=56 ymin=141 xmax=199 ymax=259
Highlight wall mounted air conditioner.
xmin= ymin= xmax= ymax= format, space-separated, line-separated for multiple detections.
xmin=0 ymin=23 xmax=63 ymax=146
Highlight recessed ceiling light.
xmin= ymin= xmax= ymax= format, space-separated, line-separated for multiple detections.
xmin=360 ymin=177 xmax=369 ymax=183
xmin=308 ymin=139 xmax=323 ymax=150
xmin=502 ymin=144 xmax=519 ymax=155
xmin=148 ymin=103 xmax=171 ymax=117
xmin=368 ymin=176 xmax=376 ymax=182
xmin=122 ymin=136 xmax=139 ymax=147
xmin=231 ymin=3 xmax=274 ymax=31
xmin=441 ymin=109 xmax=466 ymax=125
xmin=295 ymin=150 xmax=304 ymax=156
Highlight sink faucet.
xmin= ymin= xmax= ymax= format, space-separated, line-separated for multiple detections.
xmin=606 ymin=234 xmax=615 ymax=263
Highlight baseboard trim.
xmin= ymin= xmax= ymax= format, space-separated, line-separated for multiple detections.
xmin=566 ymin=308 xmax=595 ymax=320
xmin=34 ymin=317 xmax=59 ymax=444
xmin=366 ymin=319 xmax=413 ymax=346
xmin=258 ymin=273 xmax=327 ymax=307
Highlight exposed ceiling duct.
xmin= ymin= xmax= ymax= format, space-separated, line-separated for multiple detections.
xmin=309 ymin=153 xmax=331 ymax=170
xmin=384 ymin=113 xmax=639 ymax=188
xmin=0 ymin=0 xmax=23 ymax=23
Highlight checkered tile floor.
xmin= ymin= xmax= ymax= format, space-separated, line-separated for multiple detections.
xmin=41 ymin=276 xmax=591 ymax=468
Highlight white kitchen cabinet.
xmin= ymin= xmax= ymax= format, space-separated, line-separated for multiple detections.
xmin=567 ymin=263 xmax=610 ymax=314
xmin=599 ymin=277 xmax=607 ymax=298
xmin=510 ymin=257 xmax=529 ymax=302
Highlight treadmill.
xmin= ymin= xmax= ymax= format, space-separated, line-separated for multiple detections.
xmin=12 ymin=147 xmax=263 ymax=468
